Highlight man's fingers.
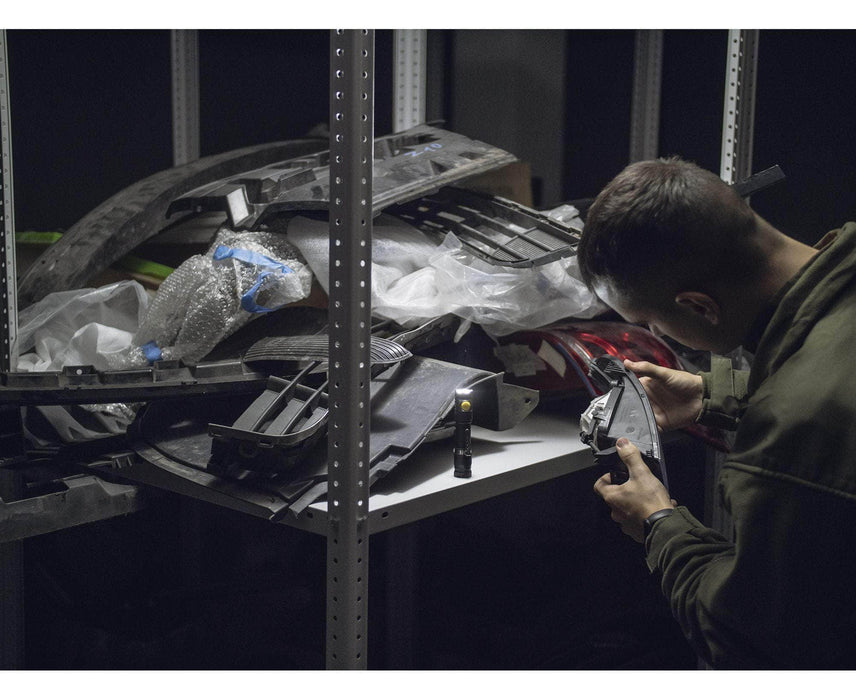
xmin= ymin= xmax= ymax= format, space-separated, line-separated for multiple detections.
xmin=595 ymin=440 xmax=653 ymax=496
xmin=593 ymin=472 xmax=612 ymax=496
xmin=615 ymin=437 xmax=651 ymax=476
xmin=624 ymin=359 xmax=664 ymax=379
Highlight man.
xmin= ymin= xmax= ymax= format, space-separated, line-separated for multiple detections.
xmin=578 ymin=156 xmax=856 ymax=669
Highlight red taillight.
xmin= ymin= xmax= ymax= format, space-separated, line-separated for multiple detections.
xmin=563 ymin=323 xmax=681 ymax=370
xmin=495 ymin=321 xmax=728 ymax=452
xmin=495 ymin=321 xmax=681 ymax=397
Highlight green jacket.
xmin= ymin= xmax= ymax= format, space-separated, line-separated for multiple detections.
xmin=646 ymin=222 xmax=856 ymax=669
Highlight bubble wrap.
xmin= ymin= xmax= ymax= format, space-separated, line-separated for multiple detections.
xmin=107 ymin=228 xmax=312 ymax=369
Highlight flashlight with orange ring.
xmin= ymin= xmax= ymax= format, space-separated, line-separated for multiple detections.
xmin=453 ymin=388 xmax=474 ymax=478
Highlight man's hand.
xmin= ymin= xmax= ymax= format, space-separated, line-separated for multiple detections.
xmin=624 ymin=359 xmax=703 ymax=432
xmin=593 ymin=437 xmax=676 ymax=543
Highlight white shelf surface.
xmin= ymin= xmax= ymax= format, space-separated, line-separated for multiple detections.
xmin=294 ymin=408 xmax=596 ymax=536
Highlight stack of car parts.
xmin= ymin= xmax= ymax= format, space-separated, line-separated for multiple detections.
xmin=1 ymin=125 xmax=743 ymax=536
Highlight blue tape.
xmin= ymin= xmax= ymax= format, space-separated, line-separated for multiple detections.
xmin=212 ymin=245 xmax=294 ymax=274
xmin=213 ymin=245 xmax=296 ymax=314
xmin=241 ymin=271 xmax=277 ymax=313
xmin=140 ymin=341 xmax=162 ymax=364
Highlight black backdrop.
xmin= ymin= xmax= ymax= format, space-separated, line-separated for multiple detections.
xmin=8 ymin=29 xmax=856 ymax=244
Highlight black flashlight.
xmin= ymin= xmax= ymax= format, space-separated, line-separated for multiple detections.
xmin=453 ymin=388 xmax=473 ymax=478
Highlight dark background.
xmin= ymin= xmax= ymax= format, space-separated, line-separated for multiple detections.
xmin=5 ymin=28 xmax=855 ymax=670
xmin=9 ymin=29 xmax=856 ymax=243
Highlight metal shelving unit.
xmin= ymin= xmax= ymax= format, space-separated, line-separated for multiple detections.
xmin=0 ymin=28 xmax=761 ymax=671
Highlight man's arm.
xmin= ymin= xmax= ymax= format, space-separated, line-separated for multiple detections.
xmin=646 ymin=462 xmax=856 ymax=669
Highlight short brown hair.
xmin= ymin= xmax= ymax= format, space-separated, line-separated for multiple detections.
xmin=577 ymin=157 xmax=762 ymax=302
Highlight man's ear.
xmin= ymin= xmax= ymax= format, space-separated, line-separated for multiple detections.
xmin=675 ymin=291 xmax=720 ymax=325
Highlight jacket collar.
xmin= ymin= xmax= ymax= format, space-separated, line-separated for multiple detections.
xmin=748 ymin=222 xmax=856 ymax=392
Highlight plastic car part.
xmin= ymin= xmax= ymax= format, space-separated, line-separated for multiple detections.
xmin=166 ymin=125 xmax=517 ymax=228
xmin=0 ymin=405 xmax=26 ymax=468
xmin=281 ymin=357 xmax=537 ymax=514
xmin=0 ymin=473 xmax=146 ymax=544
xmin=0 ymin=314 xmax=446 ymax=410
xmin=371 ymin=314 xmax=461 ymax=357
xmin=495 ymin=320 xmax=729 ymax=452
xmin=207 ymin=369 xmax=329 ymax=477
xmin=17 ymin=126 xmax=516 ymax=309
xmin=458 ymin=371 xmax=540 ymax=432
xmin=386 ymin=186 xmax=581 ymax=267
xmin=494 ymin=321 xmax=682 ymax=398
xmin=580 ymin=355 xmax=668 ymax=489
xmin=242 ymin=334 xmax=411 ymax=372
xmin=207 ymin=335 xmax=411 ymax=476
xmin=0 ymin=358 xmax=267 ymax=406
xmin=84 ymin=356 xmax=538 ymax=521
xmin=17 ymin=138 xmax=327 ymax=307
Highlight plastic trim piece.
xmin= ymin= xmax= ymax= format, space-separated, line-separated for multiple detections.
xmin=0 ymin=359 xmax=266 ymax=405
xmin=0 ymin=474 xmax=145 ymax=544
xmin=388 ymin=186 xmax=581 ymax=267
xmin=17 ymin=138 xmax=328 ymax=307
xmin=166 ymin=125 xmax=517 ymax=229
xmin=580 ymin=355 xmax=668 ymax=489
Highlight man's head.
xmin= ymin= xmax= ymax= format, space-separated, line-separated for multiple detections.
xmin=577 ymin=157 xmax=767 ymax=352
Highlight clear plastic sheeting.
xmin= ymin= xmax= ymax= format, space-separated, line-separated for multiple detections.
xmin=17 ymin=280 xmax=151 ymax=372
xmin=430 ymin=234 xmax=604 ymax=337
xmin=287 ymin=214 xmax=605 ymax=337
xmin=15 ymin=280 xmax=152 ymax=442
xmin=120 ymin=228 xmax=313 ymax=368
xmin=543 ymin=203 xmax=586 ymax=230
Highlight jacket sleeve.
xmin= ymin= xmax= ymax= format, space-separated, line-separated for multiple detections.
xmin=645 ymin=467 xmax=856 ymax=668
xmin=695 ymin=354 xmax=750 ymax=430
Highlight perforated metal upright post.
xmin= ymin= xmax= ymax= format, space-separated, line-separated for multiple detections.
xmin=326 ymin=29 xmax=374 ymax=670
xmin=392 ymin=29 xmax=426 ymax=133
xmin=171 ymin=29 xmax=200 ymax=166
xmin=720 ymin=30 xmax=759 ymax=186
xmin=629 ymin=29 xmax=663 ymax=163
xmin=0 ymin=30 xmax=17 ymax=374
xmin=709 ymin=30 xmax=760 ymax=544
xmin=0 ymin=29 xmax=23 ymax=670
